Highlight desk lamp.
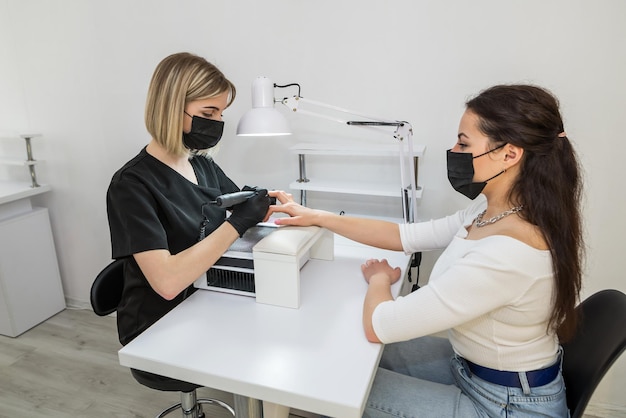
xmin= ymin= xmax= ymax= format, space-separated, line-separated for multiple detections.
xmin=236 ymin=76 xmax=418 ymax=223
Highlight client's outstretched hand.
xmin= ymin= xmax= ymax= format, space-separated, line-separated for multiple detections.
xmin=268 ymin=190 xmax=326 ymax=227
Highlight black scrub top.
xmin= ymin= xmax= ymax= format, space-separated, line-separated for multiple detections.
xmin=106 ymin=147 xmax=239 ymax=345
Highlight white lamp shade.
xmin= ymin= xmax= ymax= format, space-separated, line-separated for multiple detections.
xmin=236 ymin=76 xmax=292 ymax=136
xmin=237 ymin=107 xmax=292 ymax=136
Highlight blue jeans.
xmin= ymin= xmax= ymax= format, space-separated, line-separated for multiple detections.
xmin=363 ymin=336 xmax=568 ymax=417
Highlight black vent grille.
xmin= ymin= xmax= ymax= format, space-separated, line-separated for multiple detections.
xmin=206 ymin=268 xmax=255 ymax=293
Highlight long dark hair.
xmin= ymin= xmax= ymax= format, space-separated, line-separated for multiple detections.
xmin=466 ymin=84 xmax=584 ymax=341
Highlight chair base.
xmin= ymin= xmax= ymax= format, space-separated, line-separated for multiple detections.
xmin=155 ymin=391 xmax=235 ymax=418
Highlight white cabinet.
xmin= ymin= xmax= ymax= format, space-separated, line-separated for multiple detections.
xmin=289 ymin=141 xmax=425 ymax=221
xmin=0 ymin=203 xmax=65 ymax=337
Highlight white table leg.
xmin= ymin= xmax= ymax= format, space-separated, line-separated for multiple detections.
xmin=262 ymin=401 xmax=291 ymax=418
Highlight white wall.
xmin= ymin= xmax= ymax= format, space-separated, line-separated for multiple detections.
xmin=1 ymin=0 xmax=624 ymax=415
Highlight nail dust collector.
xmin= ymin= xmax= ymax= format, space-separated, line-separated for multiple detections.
xmin=194 ymin=225 xmax=334 ymax=308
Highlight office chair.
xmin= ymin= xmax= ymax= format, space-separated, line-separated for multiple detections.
xmin=90 ymin=259 xmax=235 ymax=418
xmin=561 ymin=289 xmax=626 ymax=418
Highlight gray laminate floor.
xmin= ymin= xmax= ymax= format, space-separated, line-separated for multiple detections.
xmin=0 ymin=308 xmax=315 ymax=418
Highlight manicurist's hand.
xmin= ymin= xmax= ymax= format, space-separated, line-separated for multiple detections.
xmin=227 ymin=188 xmax=271 ymax=236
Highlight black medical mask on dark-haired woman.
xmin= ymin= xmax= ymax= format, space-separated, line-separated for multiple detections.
xmin=182 ymin=113 xmax=224 ymax=151
xmin=446 ymin=144 xmax=506 ymax=200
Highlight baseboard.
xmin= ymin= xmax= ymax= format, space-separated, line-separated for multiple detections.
xmin=65 ymin=296 xmax=92 ymax=310
xmin=64 ymin=297 xmax=116 ymax=317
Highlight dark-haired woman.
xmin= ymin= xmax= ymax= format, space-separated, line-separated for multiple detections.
xmin=268 ymin=84 xmax=583 ymax=417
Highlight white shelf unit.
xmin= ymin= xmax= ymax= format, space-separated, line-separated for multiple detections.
xmin=0 ymin=133 xmax=63 ymax=336
xmin=289 ymin=141 xmax=425 ymax=221
xmin=0 ymin=133 xmax=44 ymax=188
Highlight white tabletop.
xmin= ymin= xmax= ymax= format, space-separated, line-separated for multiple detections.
xmin=118 ymin=236 xmax=411 ymax=418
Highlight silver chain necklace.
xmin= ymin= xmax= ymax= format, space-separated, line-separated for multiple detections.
xmin=475 ymin=205 xmax=523 ymax=228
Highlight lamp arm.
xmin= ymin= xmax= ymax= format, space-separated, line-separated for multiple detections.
xmin=281 ymin=96 xmax=352 ymax=125
xmin=281 ymin=95 xmax=403 ymax=124
xmin=291 ymin=96 xmax=398 ymax=123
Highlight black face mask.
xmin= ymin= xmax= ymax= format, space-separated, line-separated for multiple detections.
xmin=446 ymin=144 xmax=506 ymax=200
xmin=182 ymin=113 xmax=224 ymax=151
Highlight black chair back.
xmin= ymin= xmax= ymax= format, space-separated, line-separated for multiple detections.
xmin=90 ymin=259 xmax=125 ymax=316
xmin=562 ymin=289 xmax=626 ymax=418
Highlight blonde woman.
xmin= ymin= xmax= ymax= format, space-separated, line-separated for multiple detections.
xmin=107 ymin=52 xmax=270 ymax=346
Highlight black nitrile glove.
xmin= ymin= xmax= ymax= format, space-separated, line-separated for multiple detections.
xmin=226 ymin=187 xmax=271 ymax=237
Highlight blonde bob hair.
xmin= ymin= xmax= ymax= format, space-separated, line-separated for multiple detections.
xmin=145 ymin=52 xmax=236 ymax=157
